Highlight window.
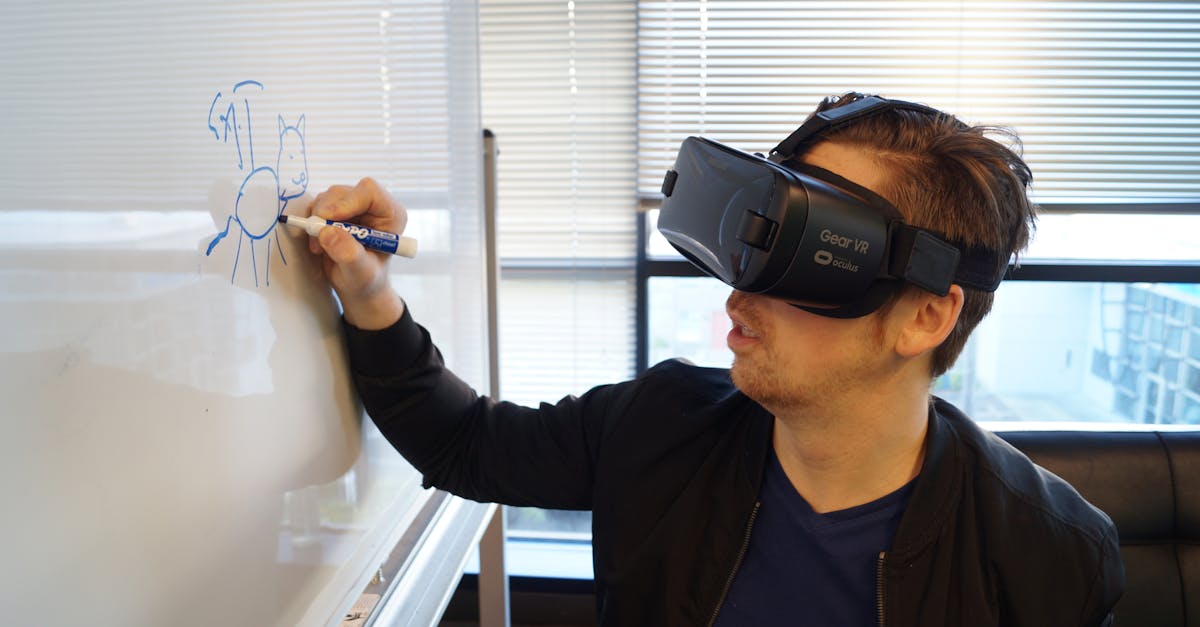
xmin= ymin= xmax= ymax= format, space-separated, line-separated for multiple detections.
xmin=636 ymin=0 xmax=1200 ymax=427
xmin=647 ymin=275 xmax=1200 ymax=426
xmin=480 ymin=0 xmax=1200 ymax=579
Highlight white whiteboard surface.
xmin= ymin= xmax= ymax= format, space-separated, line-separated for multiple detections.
xmin=0 ymin=2 xmax=489 ymax=626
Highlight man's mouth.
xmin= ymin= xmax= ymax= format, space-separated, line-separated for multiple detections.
xmin=734 ymin=323 xmax=760 ymax=338
xmin=726 ymin=307 xmax=764 ymax=344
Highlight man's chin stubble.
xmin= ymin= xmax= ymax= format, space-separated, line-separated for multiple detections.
xmin=731 ymin=356 xmax=791 ymax=409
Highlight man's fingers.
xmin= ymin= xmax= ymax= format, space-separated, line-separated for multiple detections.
xmin=312 ymin=178 xmax=405 ymax=233
xmin=309 ymin=186 xmax=349 ymax=216
xmin=307 ymin=179 xmax=403 ymax=330
xmin=317 ymin=226 xmax=393 ymax=320
xmin=318 ymin=226 xmax=362 ymax=265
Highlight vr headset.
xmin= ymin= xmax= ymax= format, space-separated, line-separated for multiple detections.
xmin=658 ymin=95 xmax=1007 ymax=318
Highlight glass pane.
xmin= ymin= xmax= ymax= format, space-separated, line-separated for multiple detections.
xmin=652 ymin=273 xmax=734 ymax=365
xmin=648 ymin=276 xmax=736 ymax=368
xmin=505 ymin=507 xmax=592 ymax=536
xmin=647 ymin=277 xmax=1200 ymax=426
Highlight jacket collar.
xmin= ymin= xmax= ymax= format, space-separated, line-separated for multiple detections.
xmin=737 ymin=394 xmax=966 ymax=559
xmin=887 ymin=399 xmax=965 ymax=560
xmin=740 ymin=400 xmax=775 ymax=495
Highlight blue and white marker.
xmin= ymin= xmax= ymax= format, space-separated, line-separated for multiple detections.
xmin=278 ymin=214 xmax=418 ymax=258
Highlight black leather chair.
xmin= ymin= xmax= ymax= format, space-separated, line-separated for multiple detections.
xmin=999 ymin=430 xmax=1200 ymax=627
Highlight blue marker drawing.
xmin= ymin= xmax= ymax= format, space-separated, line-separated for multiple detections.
xmin=204 ymin=82 xmax=309 ymax=287
xmin=206 ymin=80 xmax=264 ymax=171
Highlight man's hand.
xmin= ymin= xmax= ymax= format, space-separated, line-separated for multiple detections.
xmin=307 ymin=177 xmax=406 ymax=330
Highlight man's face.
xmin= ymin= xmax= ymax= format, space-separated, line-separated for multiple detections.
xmin=726 ymin=142 xmax=899 ymax=411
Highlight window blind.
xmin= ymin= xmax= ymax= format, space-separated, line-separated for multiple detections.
xmin=481 ymin=0 xmax=639 ymax=262
xmin=498 ymin=275 xmax=637 ymax=405
xmin=480 ymin=0 xmax=638 ymax=406
xmin=638 ymin=1 xmax=1200 ymax=204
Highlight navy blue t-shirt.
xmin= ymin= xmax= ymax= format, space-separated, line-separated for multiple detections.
xmin=713 ymin=450 xmax=915 ymax=626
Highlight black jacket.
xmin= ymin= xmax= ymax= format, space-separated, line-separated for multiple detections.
xmin=346 ymin=308 xmax=1124 ymax=626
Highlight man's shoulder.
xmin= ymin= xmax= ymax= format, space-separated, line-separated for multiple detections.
xmin=602 ymin=359 xmax=762 ymax=438
xmin=916 ymin=399 xmax=1123 ymax=627
xmin=934 ymin=397 xmax=1117 ymax=544
xmin=639 ymin=358 xmax=741 ymax=404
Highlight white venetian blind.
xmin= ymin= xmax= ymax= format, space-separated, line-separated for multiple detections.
xmin=481 ymin=0 xmax=639 ymax=261
xmin=638 ymin=1 xmax=1200 ymax=204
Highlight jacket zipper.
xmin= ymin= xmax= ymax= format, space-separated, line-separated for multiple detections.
xmin=705 ymin=501 xmax=761 ymax=627
xmin=876 ymin=551 xmax=887 ymax=627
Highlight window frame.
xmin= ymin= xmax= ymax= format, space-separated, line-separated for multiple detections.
xmin=635 ymin=206 xmax=1200 ymax=374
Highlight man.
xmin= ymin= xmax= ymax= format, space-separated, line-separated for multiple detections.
xmin=306 ymin=93 xmax=1124 ymax=626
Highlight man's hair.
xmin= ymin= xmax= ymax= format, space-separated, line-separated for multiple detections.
xmin=804 ymin=92 xmax=1038 ymax=377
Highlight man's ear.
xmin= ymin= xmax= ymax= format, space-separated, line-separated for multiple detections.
xmin=894 ymin=285 xmax=964 ymax=359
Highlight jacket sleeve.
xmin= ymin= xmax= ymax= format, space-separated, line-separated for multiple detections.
xmin=343 ymin=305 xmax=622 ymax=510
xmin=1081 ymin=519 xmax=1125 ymax=627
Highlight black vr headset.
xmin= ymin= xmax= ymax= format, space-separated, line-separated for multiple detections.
xmin=658 ymin=94 xmax=1007 ymax=318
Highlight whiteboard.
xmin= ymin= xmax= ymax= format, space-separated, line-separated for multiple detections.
xmin=0 ymin=2 xmax=490 ymax=626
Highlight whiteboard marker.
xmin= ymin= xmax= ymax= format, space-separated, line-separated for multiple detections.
xmin=278 ymin=215 xmax=418 ymax=258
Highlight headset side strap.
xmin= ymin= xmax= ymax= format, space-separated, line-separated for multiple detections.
xmin=889 ymin=224 xmax=959 ymax=296
xmin=953 ymin=247 xmax=1008 ymax=292
xmin=890 ymin=224 xmax=1007 ymax=293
